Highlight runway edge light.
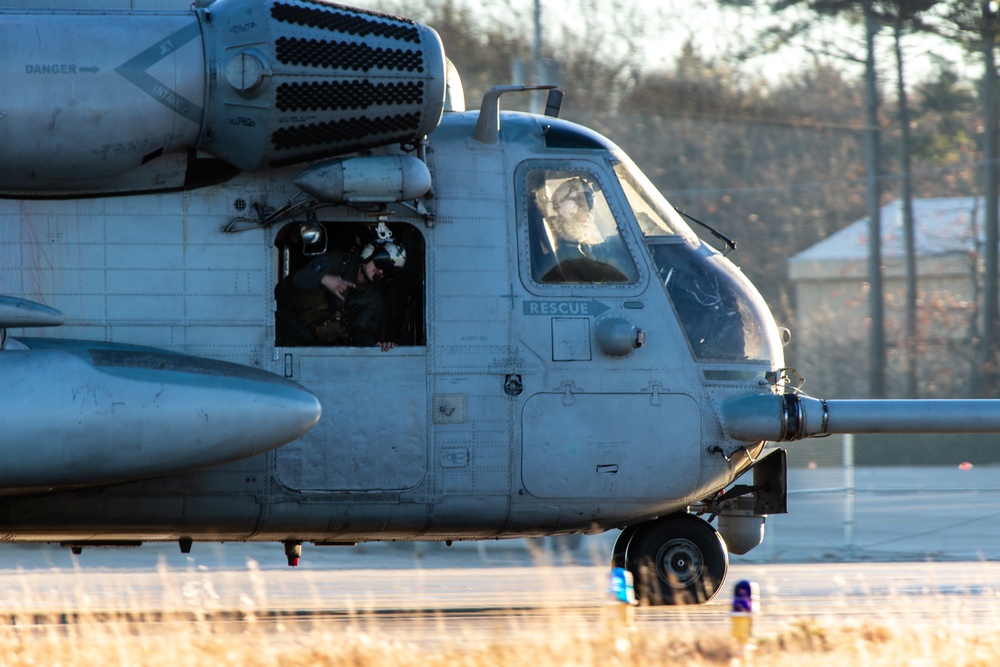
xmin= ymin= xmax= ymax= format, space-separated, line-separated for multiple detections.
xmin=731 ymin=579 xmax=760 ymax=650
xmin=608 ymin=567 xmax=637 ymax=628
xmin=609 ymin=566 xmax=638 ymax=605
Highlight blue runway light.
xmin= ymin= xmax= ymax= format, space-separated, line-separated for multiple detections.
xmin=609 ymin=567 xmax=637 ymax=605
xmin=731 ymin=579 xmax=759 ymax=647
xmin=732 ymin=579 xmax=759 ymax=614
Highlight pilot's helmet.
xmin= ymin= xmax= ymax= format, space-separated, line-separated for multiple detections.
xmin=360 ymin=238 xmax=407 ymax=273
xmin=551 ymin=177 xmax=595 ymax=219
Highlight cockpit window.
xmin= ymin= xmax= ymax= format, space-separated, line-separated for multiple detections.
xmin=610 ymin=153 xmax=780 ymax=363
xmin=612 ymin=157 xmax=696 ymax=239
xmin=523 ymin=168 xmax=639 ymax=284
xmin=649 ymin=239 xmax=781 ymax=362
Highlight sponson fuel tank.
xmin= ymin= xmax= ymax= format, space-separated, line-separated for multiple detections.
xmin=0 ymin=0 xmax=447 ymax=191
xmin=0 ymin=338 xmax=321 ymax=492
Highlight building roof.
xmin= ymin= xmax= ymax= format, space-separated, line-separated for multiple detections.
xmin=789 ymin=197 xmax=984 ymax=264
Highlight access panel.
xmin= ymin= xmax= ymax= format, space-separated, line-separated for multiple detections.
xmin=275 ymin=350 xmax=427 ymax=491
xmin=521 ymin=392 xmax=700 ymax=499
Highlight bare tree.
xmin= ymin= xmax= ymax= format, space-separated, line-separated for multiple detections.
xmin=729 ymin=0 xmax=888 ymax=396
xmin=932 ymin=2 xmax=1000 ymax=395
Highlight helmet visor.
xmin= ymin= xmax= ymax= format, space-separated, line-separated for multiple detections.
xmin=369 ymin=241 xmax=406 ymax=273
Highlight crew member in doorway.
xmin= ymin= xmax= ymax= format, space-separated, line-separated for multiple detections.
xmin=278 ymin=227 xmax=406 ymax=351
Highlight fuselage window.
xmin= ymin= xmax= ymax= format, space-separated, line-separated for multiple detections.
xmin=525 ymin=168 xmax=640 ymax=284
xmin=274 ymin=221 xmax=425 ymax=349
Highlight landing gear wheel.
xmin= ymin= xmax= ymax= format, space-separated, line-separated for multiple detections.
xmin=625 ymin=513 xmax=728 ymax=605
xmin=611 ymin=523 xmax=642 ymax=569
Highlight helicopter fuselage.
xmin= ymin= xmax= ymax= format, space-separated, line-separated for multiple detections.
xmin=0 ymin=108 xmax=777 ymax=546
xmin=12 ymin=0 xmax=998 ymax=606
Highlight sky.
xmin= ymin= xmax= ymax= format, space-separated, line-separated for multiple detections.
xmin=357 ymin=0 xmax=977 ymax=91
xmin=6 ymin=0 xmax=976 ymax=90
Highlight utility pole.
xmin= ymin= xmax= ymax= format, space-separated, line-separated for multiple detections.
xmin=530 ymin=0 xmax=544 ymax=113
xmin=894 ymin=16 xmax=918 ymax=398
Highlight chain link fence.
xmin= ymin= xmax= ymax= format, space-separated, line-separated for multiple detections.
xmin=732 ymin=435 xmax=1000 ymax=564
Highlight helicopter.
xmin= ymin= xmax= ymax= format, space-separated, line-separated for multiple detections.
xmin=3 ymin=0 xmax=1000 ymax=606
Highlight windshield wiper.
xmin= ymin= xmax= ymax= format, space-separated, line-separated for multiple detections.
xmin=674 ymin=207 xmax=737 ymax=256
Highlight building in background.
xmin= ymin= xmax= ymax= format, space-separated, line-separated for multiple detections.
xmin=788 ymin=197 xmax=983 ymax=399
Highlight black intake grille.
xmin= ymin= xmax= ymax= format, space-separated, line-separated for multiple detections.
xmin=271 ymin=1 xmax=421 ymax=43
xmin=276 ymin=79 xmax=425 ymax=111
xmin=275 ymin=36 xmax=424 ymax=72
xmin=271 ymin=112 xmax=422 ymax=150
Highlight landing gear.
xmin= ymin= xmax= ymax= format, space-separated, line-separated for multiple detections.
xmin=616 ymin=513 xmax=728 ymax=605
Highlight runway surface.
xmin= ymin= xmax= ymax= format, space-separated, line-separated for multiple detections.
xmin=0 ymin=465 xmax=995 ymax=643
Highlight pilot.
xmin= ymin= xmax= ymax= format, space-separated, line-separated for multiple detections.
xmin=548 ymin=177 xmax=609 ymax=253
xmin=537 ymin=176 xmax=629 ymax=283
xmin=279 ymin=234 xmax=406 ymax=351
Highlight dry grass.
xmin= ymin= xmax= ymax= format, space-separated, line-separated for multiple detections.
xmin=0 ymin=610 xmax=995 ymax=666
xmin=0 ymin=559 xmax=995 ymax=666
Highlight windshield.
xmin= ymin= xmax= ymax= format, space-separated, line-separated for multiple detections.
xmin=613 ymin=157 xmax=697 ymax=240
xmin=648 ymin=240 xmax=783 ymax=363
xmin=612 ymin=153 xmax=782 ymax=362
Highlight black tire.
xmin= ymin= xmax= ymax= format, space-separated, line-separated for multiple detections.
xmin=625 ymin=513 xmax=728 ymax=605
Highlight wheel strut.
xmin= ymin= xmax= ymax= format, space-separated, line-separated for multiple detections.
xmin=284 ymin=540 xmax=302 ymax=566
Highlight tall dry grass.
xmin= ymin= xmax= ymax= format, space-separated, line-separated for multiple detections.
xmin=0 ymin=607 xmax=996 ymax=666
xmin=0 ymin=557 xmax=996 ymax=667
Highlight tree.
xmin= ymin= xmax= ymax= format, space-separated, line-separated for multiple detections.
xmin=862 ymin=0 xmax=887 ymax=398
xmin=876 ymin=0 xmax=943 ymax=397
xmin=934 ymin=1 xmax=1000 ymax=395
xmin=715 ymin=0 xmax=970 ymax=397
xmin=723 ymin=0 xmax=888 ymax=396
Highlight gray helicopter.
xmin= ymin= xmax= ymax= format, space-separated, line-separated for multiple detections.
xmin=1 ymin=0 xmax=998 ymax=605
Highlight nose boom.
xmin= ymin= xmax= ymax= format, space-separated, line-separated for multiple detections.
xmin=723 ymin=394 xmax=1000 ymax=442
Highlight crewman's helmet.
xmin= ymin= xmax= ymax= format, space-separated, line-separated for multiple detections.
xmin=551 ymin=177 xmax=595 ymax=213
xmin=360 ymin=239 xmax=407 ymax=273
